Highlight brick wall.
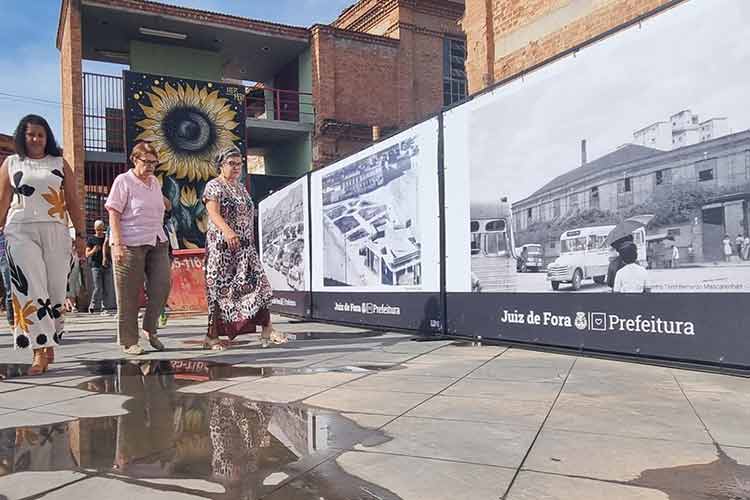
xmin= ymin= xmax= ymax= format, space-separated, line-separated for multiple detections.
xmin=313 ymin=0 xmax=465 ymax=168
xmin=464 ymin=0 xmax=675 ymax=94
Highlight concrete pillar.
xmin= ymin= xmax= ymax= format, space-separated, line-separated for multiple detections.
xmin=310 ymin=25 xmax=337 ymax=169
xmin=59 ymin=0 xmax=86 ymax=220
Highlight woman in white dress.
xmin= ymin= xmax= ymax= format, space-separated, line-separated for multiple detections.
xmin=0 ymin=115 xmax=85 ymax=374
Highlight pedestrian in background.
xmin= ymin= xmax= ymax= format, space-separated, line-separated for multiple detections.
xmin=607 ymin=235 xmax=632 ymax=289
xmin=723 ymin=235 xmax=733 ymax=262
xmin=66 ymin=236 xmax=84 ymax=313
xmin=0 ymin=114 xmax=86 ymax=374
xmin=613 ymin=242 xmax=648 ymax=293
xmin=202 ymin=145 xmax=284 ymax=350
xmin=743 ymin=235 xmax=750 ymax=261
xmin=734 ymin=234 xmax=745 ymax=259
xmin=106 ymin=141 xmax=170 ymax=355
xmin=0 ymin=228 xmax=12 ymax=327
xmin=670 ymin=244 xmax=679 ymax=269
xmin=86 ymin=220 xmax=115 ymax=315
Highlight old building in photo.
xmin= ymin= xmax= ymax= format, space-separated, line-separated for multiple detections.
xmin=57 ymin=0 xmax=465 ymax=231
xmin=512 ymin=119 xmax=750 ymax=266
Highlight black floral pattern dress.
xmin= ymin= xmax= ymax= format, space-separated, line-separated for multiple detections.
xmin=4 ymin=154 xmax=71 ymax=350
xmin=203 ymin=178 xmax=272 ymax=339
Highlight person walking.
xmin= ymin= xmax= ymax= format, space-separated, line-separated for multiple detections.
xmin=106 ymin=142 xmax=170 ymax=355
xmin=0 ymin=114 xmax=85 ymax=374
xmin=606 ymin=236 xmax=632 ymax=290
xmin=743 ymin=235 xmax=750 ymax=261
xmin=613 ymin=242 xmax=648 ymax=293
xmin=0 ymin=228 xmax=13 ymax=327
xmin=722 ymin=235 xmax=733 ymax=263
xmin=670 ymin=244 xmax=679 ymax=269
xmin=65 ymin=244 xmax=84 ymax=313
xmin=202 ymin=145 xmax=284 ymax=350
xmin=734 ymin=234 xmax=745 ymax=260
xmin=86 ymin=220 xmax=115 ymax=315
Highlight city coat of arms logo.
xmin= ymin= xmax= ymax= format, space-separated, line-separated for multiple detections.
xmin=575 ymin=312 xmax=588 ymax=330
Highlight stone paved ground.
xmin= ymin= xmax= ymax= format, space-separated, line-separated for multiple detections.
xmin=0 ymin=313 xmax=748 ymax=499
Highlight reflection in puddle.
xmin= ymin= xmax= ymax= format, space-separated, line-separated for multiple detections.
xmin=629 ymin=445 xmax=750 ymax=500
xmin=0 ymin=360 xmax=402 ymax=499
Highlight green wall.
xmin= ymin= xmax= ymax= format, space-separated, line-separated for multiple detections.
xmin=298 ymin=48 xmax=314 ymax=124
xmin=265 ymin=134 xmax=312 ymax=177
xmin=129 ymin=41 xmax=223 ymax=81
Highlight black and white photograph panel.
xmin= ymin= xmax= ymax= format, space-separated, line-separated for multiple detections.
xmin=259 ymin=177 xmax=310 ymax=292
xmin=446 ymin=0 xmax=750 ymax=294
xmin=311 ymin=119 xmax=440 ymax=293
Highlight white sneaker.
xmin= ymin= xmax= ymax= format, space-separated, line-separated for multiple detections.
xmin=122 ymin=344 xmax=145 ymax=356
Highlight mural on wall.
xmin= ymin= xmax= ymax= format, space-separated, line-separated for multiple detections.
xmin=124 ymin=71 xmax=246 ymax=248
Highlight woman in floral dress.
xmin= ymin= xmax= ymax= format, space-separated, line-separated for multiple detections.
xmin=202 ymin=146 xmax=286 ymax=349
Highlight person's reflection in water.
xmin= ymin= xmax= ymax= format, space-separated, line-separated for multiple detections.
xmin=209 ymin=396 xmax=273 ymax=497
xmin=0 ymin=423 xmax=76 ymax=475
xmin=114 ymin=361 xmax=177 ymax=475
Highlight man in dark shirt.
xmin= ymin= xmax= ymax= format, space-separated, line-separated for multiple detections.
xmin=606 ymin=235 xmax=634 ymax=290
xmin=86 ymin=220 xmax=115 ymax=314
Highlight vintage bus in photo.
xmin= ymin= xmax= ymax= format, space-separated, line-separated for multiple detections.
xmin=546 ymin=224 xmax=647 ymax=291
xmin=470 ymin=197 xmax=518 ymax=292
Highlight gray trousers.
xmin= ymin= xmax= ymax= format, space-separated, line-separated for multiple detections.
xmin=113 ymin=242 xmax=171 ymax=347
xmin=89 ymin=266 xmax=115 ymax=312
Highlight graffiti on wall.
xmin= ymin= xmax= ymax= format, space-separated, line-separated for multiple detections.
xmin=124 ymin=71 xmax=246 ymax=248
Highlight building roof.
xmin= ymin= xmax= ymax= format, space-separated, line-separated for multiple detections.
xmin=58 ymin=0 xmax=310 ymax=50
xmin=633 ymin=121 xmax=668 ymax=135
xmin=525 ymin=144 xmax=662 ymax=201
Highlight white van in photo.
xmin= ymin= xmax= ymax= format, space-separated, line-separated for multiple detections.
xmin=547 ymin=225 xmax=646 ymax=291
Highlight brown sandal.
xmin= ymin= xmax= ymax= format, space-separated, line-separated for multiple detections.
xmin=202 ymin=337 xmax=227 ymax=351
xmin=270 ymin=331 xmax=288 ymax=345
xmin=29 ymin=349 xmax=49 ymax=375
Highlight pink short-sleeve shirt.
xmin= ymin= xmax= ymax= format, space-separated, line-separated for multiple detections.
xmin=105 ymin=170 xmax=167 ymax=247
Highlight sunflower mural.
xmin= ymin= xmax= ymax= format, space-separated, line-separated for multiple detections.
xmin=124 ymin=71 xmax=246 ymax=248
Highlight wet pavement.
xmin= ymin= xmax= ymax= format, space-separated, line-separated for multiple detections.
xmin=0 ymin=314 xmax=748 ymax=499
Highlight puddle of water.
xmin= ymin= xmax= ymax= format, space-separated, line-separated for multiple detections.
xmin=285 ymin=332 xmax=387 ymax=341
xmin=0 ymin=359 xmax=402 ymax=382
xmin=628 ymin=444 xmax=750 ymax=500
xmin=0 ymin=359 xmax=403 ymax=499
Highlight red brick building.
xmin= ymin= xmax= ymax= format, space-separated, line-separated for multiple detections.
xmin=0 ymin=134 xmax=14 ymax=163
xmin=462 ymin=0 xmax=674 ymax=94
xmin=57 ymin=0 xmax=465 ymax=228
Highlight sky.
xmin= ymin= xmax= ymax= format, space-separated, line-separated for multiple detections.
xmin=466 ymin=0 xmax=750 ymax=203
xmin=0 ymin=0 xmax=352 ymax=140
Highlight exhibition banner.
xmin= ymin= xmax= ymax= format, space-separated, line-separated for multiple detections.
xmin=309 ymin=118 xmax=442 ymax=331
xmin=442 ymin=0 xmax=750 ymax=366
xmin=258 ymin=176 xmax=311 ymax=317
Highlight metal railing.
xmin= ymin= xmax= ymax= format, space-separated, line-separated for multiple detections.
xmin=246 ymin=86 xmax=315 ymax=123
xmin=84 ymin=161 xmax=129 ymax=234
xmin=83 ymin=72 xmax=125 ymax=153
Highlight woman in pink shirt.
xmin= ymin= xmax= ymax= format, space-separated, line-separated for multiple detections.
xmin=106 ymin=142 xmax=170 ymax=355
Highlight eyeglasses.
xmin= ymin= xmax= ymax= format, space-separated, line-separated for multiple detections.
xmin=135 ymin=157 xmax=160 ymax=167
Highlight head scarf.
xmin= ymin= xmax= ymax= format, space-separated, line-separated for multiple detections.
xmin=215 ymin=145 xmax=242 ymax=168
